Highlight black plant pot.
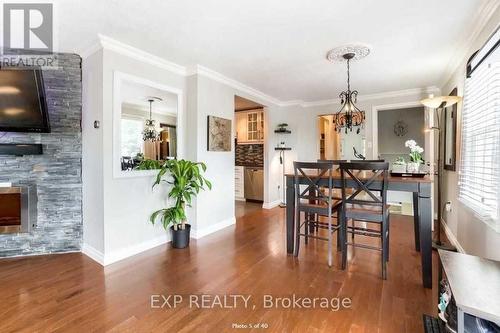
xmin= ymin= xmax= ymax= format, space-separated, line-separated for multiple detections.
xmin=170 ymin=224 xmax=191 ymax=249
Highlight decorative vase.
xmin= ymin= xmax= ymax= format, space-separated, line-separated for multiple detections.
xmin=392 ymin=164 xmax=407 ymax=173
xmin=406 ymin=162 xmax=421 ymax=173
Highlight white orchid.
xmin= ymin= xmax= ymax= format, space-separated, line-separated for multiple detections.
xmin=405 ymin=139 xmax=424 ymax=163
xmin=405 ymin=139 xmax=417 ymax=149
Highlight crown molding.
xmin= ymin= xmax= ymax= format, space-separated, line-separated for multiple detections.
xmin=190 ymin=65 xmax=283 ymax=106
xmin=287 ymin=86 xmax=440 ymax=108
xmin=439 ymin=0 xmax=500 ymax=88
xmin=76 ymin=34 xmax=187 ymax=76
xmin=75 ymin=35 xmax=441 ymax=109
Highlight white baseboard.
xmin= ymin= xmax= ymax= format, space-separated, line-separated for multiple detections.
xmin=83 ymin=234 xmax=171 ymax=266
xmin=103 ymin=234 xmax=170 ymax=266
xmin=82 ymin=243 xmax=105 ymax=265
xmin=262 ymin=199 xmax=281 ymax=209
xmin=440 ymin=219 xmax=466 ymax=253
xmin=235 ymin=197 xmax=246 ymax=202
xmin=191 ymin=216 xmax=236 ymax=239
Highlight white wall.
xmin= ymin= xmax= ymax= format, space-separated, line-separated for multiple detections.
xmin=82 ymin=49 xmax=188 ymax=265
xmin=440 ymin=6 xmax=500 ymax=260
xmin=82 ymin=49 xmax=105 ymax=255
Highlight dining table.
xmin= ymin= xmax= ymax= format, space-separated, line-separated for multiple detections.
xmin=285 ymin=170 xmax=433 ymax=288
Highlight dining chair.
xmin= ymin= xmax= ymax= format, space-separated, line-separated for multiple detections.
xmin=293 ymin=161 xmax=343 ymax=267
xmin=316 ymin=160 xmax=346 ymax=243
xmin=339 ymin=161 xmax=390 ymax=279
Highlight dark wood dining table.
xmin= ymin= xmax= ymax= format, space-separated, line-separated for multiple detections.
xmin=285 ymin=170 xmax=433 ymax=288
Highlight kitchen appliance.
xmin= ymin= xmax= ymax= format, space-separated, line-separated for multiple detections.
xmin=244 ymin=166 xmax=263 ymax=201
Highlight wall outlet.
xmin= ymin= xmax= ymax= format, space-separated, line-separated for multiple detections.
xmin=445 ymin=201 xmax=452 ymax=212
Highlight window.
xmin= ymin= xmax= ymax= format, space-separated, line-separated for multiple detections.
xmin=459 ymin=44 xmax=500 ymax=231
xmin=121 ymin=117 xmax=144 ymax=157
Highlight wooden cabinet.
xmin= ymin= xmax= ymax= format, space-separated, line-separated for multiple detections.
xmin=235 ymin=110 xmax=264 ymax=144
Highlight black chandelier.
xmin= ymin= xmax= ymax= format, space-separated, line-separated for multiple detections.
xmin=142 ymin=97 xmax=162 ymax=142
xmin=334 ymin=53 xmax=365 ymax=134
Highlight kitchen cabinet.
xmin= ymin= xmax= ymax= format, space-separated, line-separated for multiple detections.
xmin=235 ymin=109 xmax=264 ymax=144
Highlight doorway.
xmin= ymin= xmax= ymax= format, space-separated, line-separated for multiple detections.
xmin=317 ymin=114 xmax=366 ymax=161
xmin=372 ymin=103 xmax=433 ymax=217
xmin=234 ymin=96 xmax=267 ymax=214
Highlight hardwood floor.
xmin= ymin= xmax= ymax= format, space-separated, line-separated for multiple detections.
xmin=0 ymin=207 xmax=438 ymax=332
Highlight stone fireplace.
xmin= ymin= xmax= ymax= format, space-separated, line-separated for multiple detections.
xmin=0 ymin=186 xmax=36 ymax=234
xmin=0 ymin=52 xmax=82 ymax=257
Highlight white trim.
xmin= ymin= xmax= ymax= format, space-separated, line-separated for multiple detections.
xmin=192 ymin=65 xmax=282 ymax=106
xmin=301 ymin=86 xmax=440 ymax=108
xmin=441 ymin=218 xmax=466 ymax=254
xmin=76 ymin=35 xmax=444 ymax=109
xmin=82 ymin=243 xmax=105 ymax=265
xmin=262 ymin=199 xmax=281 ymax=209
xmin=77 ymin=34 xmax=187 ymax=76
xmin=112 ymin=71 xmax=184 ymax=179
xmin=103 ymin=234 xmax=170 ymax=266
xmin=439 ymin=0 xmax=500 ymax=88
xmin=191 ymin=217 xmax=236 ymax=239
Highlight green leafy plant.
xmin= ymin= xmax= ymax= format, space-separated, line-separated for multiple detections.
xmin=135 ymin=159 xmax=163 ymax=170
xmin=393 ymin=156 xmax=406 ymax=165
xmin=150 ymin=159 xmax=211 ymax=231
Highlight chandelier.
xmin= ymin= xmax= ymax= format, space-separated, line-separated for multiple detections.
xmin=142 ymin=97 xmax=162 ymax=142
xmin=327 ymin=45 xmax=369 ymax=134
xmin=334 ymin=53 xmax=364 ymax=134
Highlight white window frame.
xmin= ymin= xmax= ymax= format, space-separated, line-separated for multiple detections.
xmin=458 ymin=48 xmax=500 ymax=232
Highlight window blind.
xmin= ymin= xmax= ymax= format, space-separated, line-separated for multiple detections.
xmin=459 ymin=53 xmax=500 ymax=230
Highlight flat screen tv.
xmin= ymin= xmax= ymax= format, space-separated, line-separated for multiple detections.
xmin=0 ymin=67 xmax=50 ymax=133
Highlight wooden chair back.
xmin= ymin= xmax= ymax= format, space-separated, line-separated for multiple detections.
xmin=339 ymin=162 xmax=389 ymax=209
xmin=293 ymin=161 xmax=334 ymax=207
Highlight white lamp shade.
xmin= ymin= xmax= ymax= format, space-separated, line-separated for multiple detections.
xmin=420 ymin=95 xmax=462 ymax=108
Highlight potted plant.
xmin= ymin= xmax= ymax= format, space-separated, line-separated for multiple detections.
xmin=392 ymin=156 xmax=407 ymax=173
xmin=147 ymin=159 xmax=212 ymax=248
xmin=405 ymin=139 xmax=424 ymax=173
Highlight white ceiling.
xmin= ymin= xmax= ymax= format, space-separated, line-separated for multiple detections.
xmin=121 ymin=80 xmax=178 ymax=115
xmin=56 ymin=0 xmax=494 ymax=103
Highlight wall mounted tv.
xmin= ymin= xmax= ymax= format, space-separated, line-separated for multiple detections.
xmin=0 ymin=67 xmax=50 ymax=133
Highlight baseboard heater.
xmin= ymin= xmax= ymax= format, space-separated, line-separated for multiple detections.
xmin=0 ymin=144 xmax=43 ymax=156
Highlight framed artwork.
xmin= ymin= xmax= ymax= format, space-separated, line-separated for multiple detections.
xmin=207 ymin=115 xmax=232 ymax=151
xmin=444 ymin=87 xmax=458 ymax=171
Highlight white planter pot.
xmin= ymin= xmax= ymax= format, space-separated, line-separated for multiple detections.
xmin=406 ymin=162 xmax=421 ymax=173
xmin=392 ymin=164 xmax=407 ymax=173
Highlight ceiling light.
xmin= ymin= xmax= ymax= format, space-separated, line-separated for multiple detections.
xmin=421 ymin=95 xmax=462 ymax=108
xmin=0 ymin=86 xmax=21 ymax=94
xmin=3 ymin=108 xmax=25 ymax=116
xmin=327 ymin=45 xmax=371 ymax=134
xmin=142 ymin=97 xmax=163 ymax=142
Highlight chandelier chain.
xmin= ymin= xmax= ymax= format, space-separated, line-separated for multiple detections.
xmin=347 ymin=59 xmax=350 ymax=92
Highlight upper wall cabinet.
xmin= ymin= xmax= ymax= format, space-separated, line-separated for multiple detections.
xmin=235 ymin=109 xmax=264 ymax=144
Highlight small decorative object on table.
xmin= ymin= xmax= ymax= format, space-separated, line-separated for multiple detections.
xmin=275 ymin=123 xmax=290 ymax=133
xmin=392 ymin=156 xmax=407 ymax=173
xmin=405 ymin=139 xmax=424 ymax=173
